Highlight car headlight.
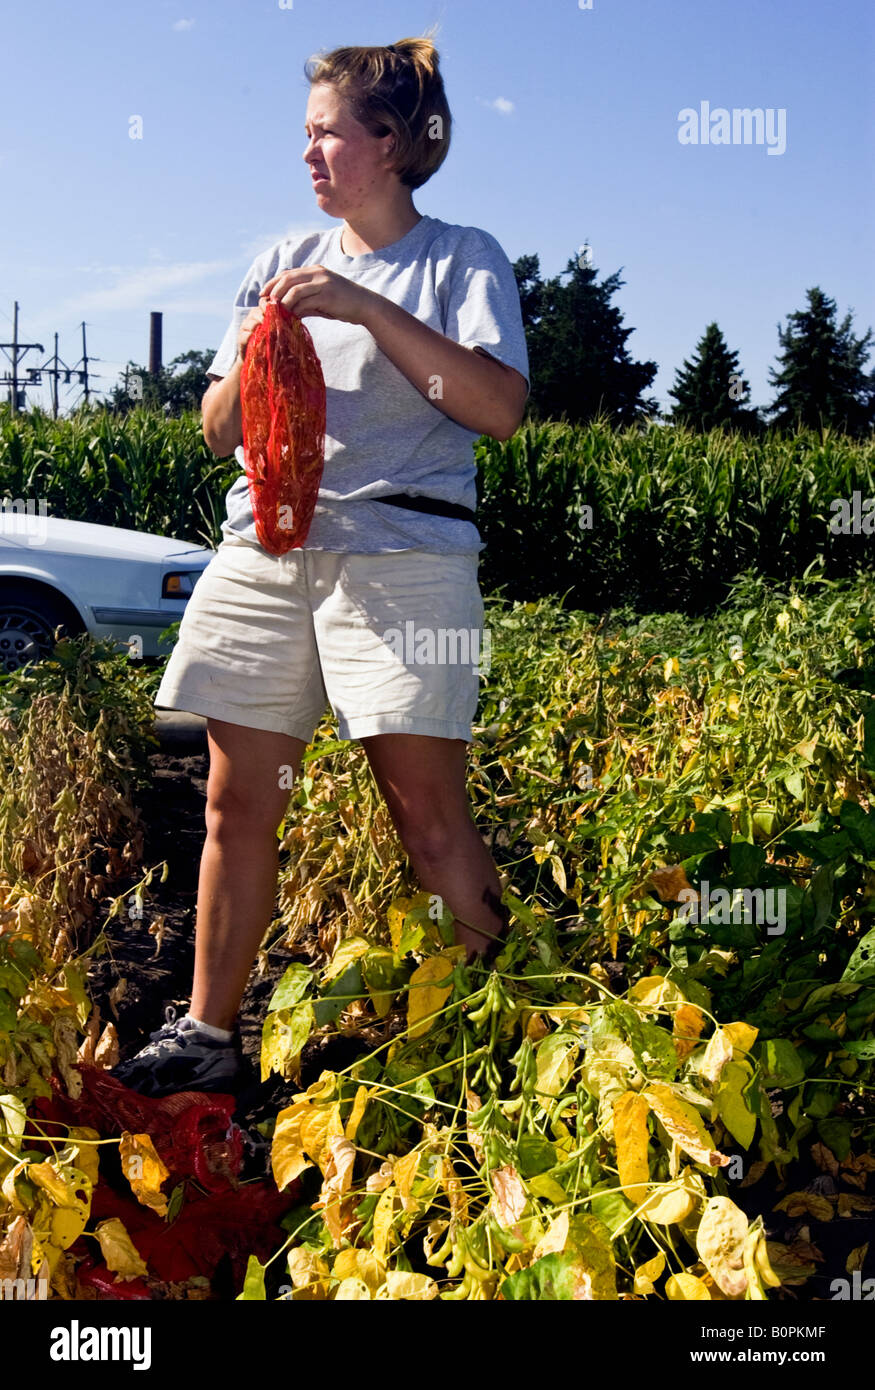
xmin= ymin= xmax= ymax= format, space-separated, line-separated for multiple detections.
xmin=162 ymin=571 xmax=201 ymax=598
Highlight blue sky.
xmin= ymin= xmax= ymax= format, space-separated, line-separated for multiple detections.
xmin=1 ymin=0 xmax=872 ymax=416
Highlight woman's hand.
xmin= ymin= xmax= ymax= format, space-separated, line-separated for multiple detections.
xmin=259 ymin=266 xmax=374 ymax=326
xmin=236 ymin=303 xmax=266 ymax=365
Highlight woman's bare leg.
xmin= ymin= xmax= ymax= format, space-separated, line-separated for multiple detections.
xmin=361 ymin=733 xmax=508 ymax=958
xmin=188 ymin=718 xmax=307 ymax=1030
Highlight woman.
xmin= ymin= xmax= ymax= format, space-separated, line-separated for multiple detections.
xmin=114 ymin=34 xmax=530 ymax=1098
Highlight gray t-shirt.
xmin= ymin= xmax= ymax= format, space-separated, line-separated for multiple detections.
xmin=206 ymin=213 xmax=530 ymax=556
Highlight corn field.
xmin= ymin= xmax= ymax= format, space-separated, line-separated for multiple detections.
xmin=1 ymin=404 xmax=873 ymax=613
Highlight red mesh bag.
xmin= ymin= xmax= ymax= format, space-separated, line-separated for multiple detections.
xmin=240 ymin=298 xmax=326 ymax=554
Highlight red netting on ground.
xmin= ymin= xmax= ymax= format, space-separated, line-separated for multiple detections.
xmin=33 ymin=1066 xmax=244 ymax=1192
xmin=33 ymin=1068 xmax=299 ymax=1294
xmin=240 ymin=298 xmax=326 ymax=554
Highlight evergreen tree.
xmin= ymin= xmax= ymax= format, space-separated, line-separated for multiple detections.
xmin=668 ymin=322 xmax=760 ymax=432
xmin=768 ymin=287 xmax=874 ymax=436
xmin=512 ymin=252 xmax=658 ymax=426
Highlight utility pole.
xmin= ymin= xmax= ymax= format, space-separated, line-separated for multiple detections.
xmin=80 ymin=322 xmax=90 ymax=403
xmin=51 ymin=334 xmax=60 ymax=417
xmin=0 ymin=302 xmax=44 ymax=415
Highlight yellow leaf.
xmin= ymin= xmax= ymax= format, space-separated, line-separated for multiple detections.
xmin=388 ymin=896 xmax=415 ymax=953
xmin=673 ymin=1004 xmax=706 ymax=1061
xmin=344 ymin=1085 xmax=370 ymax=1142
xmin=639 ymin=1181 xmax=696 ymax=1225
xmin=722 ymin=1021 xmax=758 ymax=1059
xmin=643 ymin=1082 xmax=729 ymax=1167
xmin=633 ymin=1251 xmax=665 ymax=1296
xmin=119 ymin=1133 xmax=170 ymax=1217
xmin=303 ymin=1070 xmax=337 ymax=1102
xmin=94 ymin=1217 xmax=148 ymax=1282
xmin=333 ymin=1248 xmax=384 ymax=1297
xmin=27 ymin=1161 xmax=79 ymax=1208
xmin=700 ymin=1029 xmax=733 ymax=1086
xmin=613 ymin=1091 xmax=651 ymax=1203
xmin=535 ymin=1032 xmax=578 ymax=1098
xmin=696 ymin=1196 xmax=749 ymax=1297
xmin=317 ymin=1135 xmax=357 ymax=1246
xmin=380 ymin=1270 xmax=439 ymax=1300
xmin=271 ymin=1102 xmax=314 ymax=1189
xmin=533 ymin=1210 xmax=570 ymax=1261
xmin=847 ymin=1243 xmax=869 ymax=1275
xmin=69 ymin=1128 xmax=100 ymax=1188
xmin=50 ymin=1201 xmax=89 ymax=1252
xmin=322 ymin=935 xmax=371 ymax=983
xmin=666 ymin=1272 xmax=711 ymax=1300
xmin=373 ymin=1186 xmax=397 ymax=1264
xmin=260 ymin=1002 xmax=313 ymax=1083
xmin=407 ymin=951 xmax=457 ymax=1039
xmin=334 ymin=1276 xmax=371 ymax=1300
xmin=299 ymin=1101 xmax=344 ymax=1173
xmin=394 ymin=1149 xmax=422 ymax=1213
xmin=628 ymin=975 xmax=684 ymax=1011
xmin=286 ymin=1247 xmax=330 ymax=1299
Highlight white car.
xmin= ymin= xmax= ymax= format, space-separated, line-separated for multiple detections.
xmin=0 ymin=512 xmax=214 ymax=672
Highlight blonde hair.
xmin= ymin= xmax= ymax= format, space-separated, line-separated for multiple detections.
xmin=304 ymin=27 xmax=452 ymax=190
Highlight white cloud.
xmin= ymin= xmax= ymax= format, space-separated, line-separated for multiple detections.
xmin=493 ymin=97 xmax=515 ymax=115
xmin=56 ymin=260 xmax=236 ymax=316
xmin=478 ymin=96 xmax=515 ymax=116
xmin=173 ymin=18 xmax=195 ymax=31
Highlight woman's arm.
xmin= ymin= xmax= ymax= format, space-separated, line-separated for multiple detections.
xmin=360 ymin=291 xmax=528 ymax=442
xmin=201 ymin=303 xmax=265 ymax=457
xmin=259 ymin=267 xmax=528 ymax=443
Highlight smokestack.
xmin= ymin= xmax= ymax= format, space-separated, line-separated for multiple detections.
xmin=148 ymin=311 xmax=163 ymax=375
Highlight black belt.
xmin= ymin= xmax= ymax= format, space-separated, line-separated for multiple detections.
xmin=375 ymin=493 xmax=477 ymax=525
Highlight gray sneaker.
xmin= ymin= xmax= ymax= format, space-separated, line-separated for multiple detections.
xmin=111 ymin=1006 xmax=244 ymax=1098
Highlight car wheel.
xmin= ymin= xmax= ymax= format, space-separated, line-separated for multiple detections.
xmin=0 ymin=585 xmax=85 ymax=674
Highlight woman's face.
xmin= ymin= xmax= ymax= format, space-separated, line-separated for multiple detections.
xmin=303 ymin=82 xmax=398 ymax=215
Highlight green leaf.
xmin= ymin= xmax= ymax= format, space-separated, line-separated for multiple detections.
xmin=611 ymin=1003 xmax=678 ymax=1081
xmin=516 ymin=1134 xmax=557 ymax=1178
xmin=236 ymin=1254 xmax=267 ymax=1300
xmin=501 ymin=1251 xmax=581 ymax=1300
xmin=0 ymin=989 xmax=17 ymax=1031
xmin=267 ymin=963 xmax=313 ymax=1013
xmin=816 ymin=1118 xmax=852 ymax=1161
xmin=590 ymin=1185 xmax=634 ymax=1236
xmin=839 ymin=801 xmax=875 ymax=858
xmin=729 ymin=841 xmax=767 ymax=885
xmin=312 ymin=961 xmax=365 ymax=1027
xmin=760 ymin=1039 xmax=805 ymax=1088
xmin=842 ymin=927 xmax=875 ymax=984
xmin=842 ymin=1037 xmax=875 ymax=1059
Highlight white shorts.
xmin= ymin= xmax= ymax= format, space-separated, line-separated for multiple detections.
xmin=154 ymin=536 xmax=487 ymax=743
